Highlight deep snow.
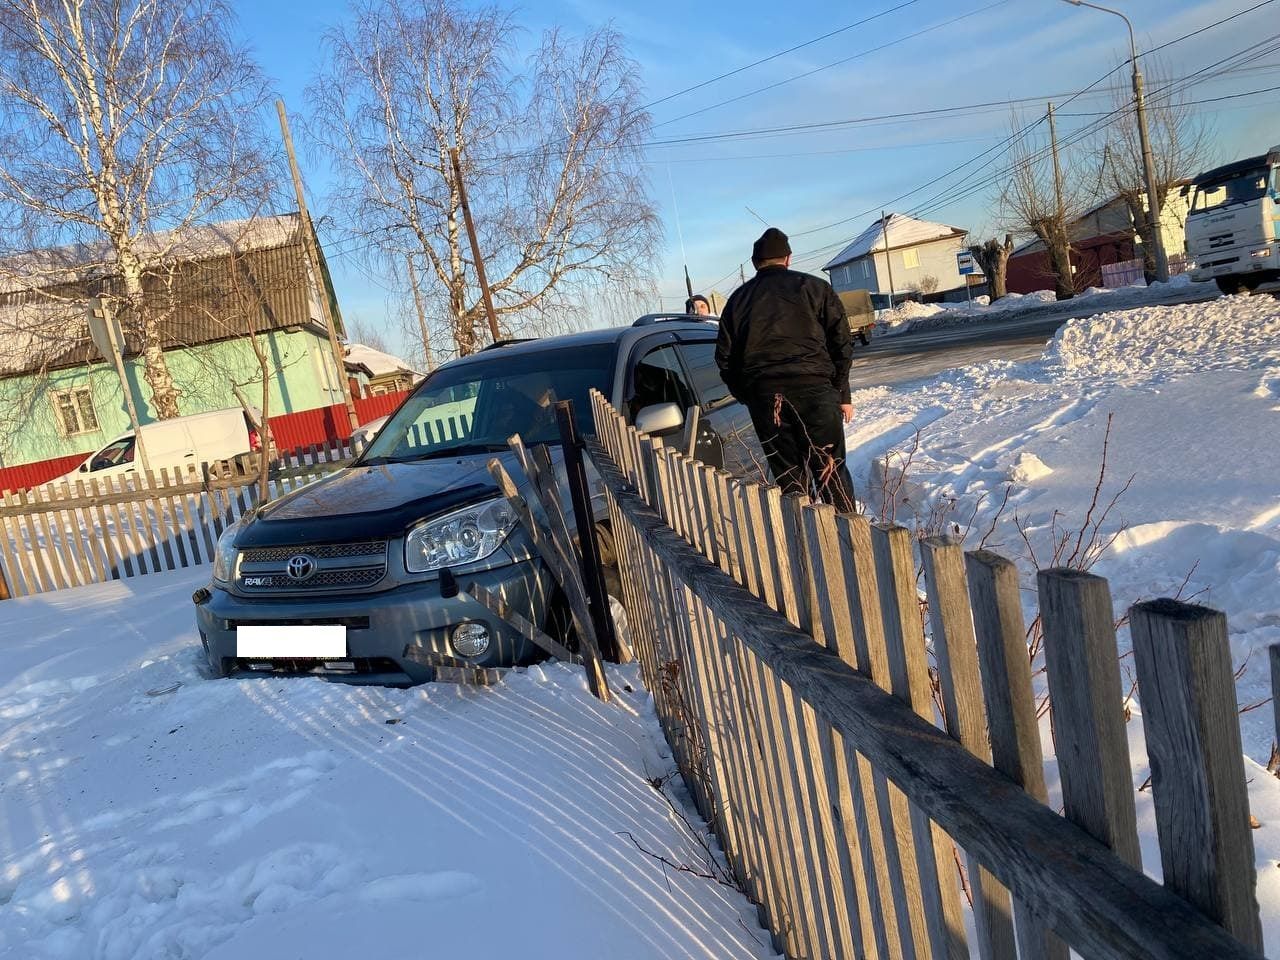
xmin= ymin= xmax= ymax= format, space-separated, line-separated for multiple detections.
xmin=847 ymin=290 xmax=1280 ymax=950
xmin=0 ymin=571 xmax=774 ymax=960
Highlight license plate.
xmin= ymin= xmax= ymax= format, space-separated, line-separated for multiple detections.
xmin=236 ymin=624 xmax=347 ymax=658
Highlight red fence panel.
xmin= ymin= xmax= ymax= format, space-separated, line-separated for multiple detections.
xmin=0 ymin=453 xmax=92 ymax=494
xmin=0 ymin=391 xmax=414 ymax=494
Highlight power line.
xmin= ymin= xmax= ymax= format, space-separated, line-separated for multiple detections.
xmin=640 ymin=0 xmax=923 ymax=112
xmin=653 ymin=0 xmax=1010 ymax=130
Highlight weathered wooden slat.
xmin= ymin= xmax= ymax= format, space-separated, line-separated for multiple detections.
xmin=46 ymin=482 xmax=84 ymax=588
xmin=18 ymin=487 xmax=58 ymax=591
xmin=1038 ymin=569 xmax=1141 ymax=869
xmin=592 ymin=452 xmax=1263 ymax=960
xmin=131 ymin=474 xmax=164 ymax=573
xmin=0 ymin=490 xmax=29 ymax=597
xmin=70 ymin=478 xmax=107 ymax=583
xmin=921 ymin=538 xmax=1017 ymax=960
xmin=835 ymin=512 xmax=914 ymax=960
xmin=803 ymin=503 xmax=890 ymax=960
xmin=871 ymin=523 xmax=969 ymax=960
xmin=144 ymin=470 xmax=177 ymax=572
xmin=1130 ymin=600 xmax=1264 ymax=950
xmin=965 ymin=549 xmax=1068 ymax=960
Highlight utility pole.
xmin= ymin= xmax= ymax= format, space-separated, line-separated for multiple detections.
xmin=1060 ymin=0 xmax=1168 ymax=281
xmin=880 ymin=211 xmax=897 ymax=308
xmin=405 ymin=256 xmax=436 ymax=373
xmin=449 ymin=147 xmax=502 ymax=346
xmin=276 ymin=100 xmax=360 ymax=431
xmin=87 ymin=296 xmax=150 ymax=474
xmin=1048 ymin=102 xmax=1067 ymax=226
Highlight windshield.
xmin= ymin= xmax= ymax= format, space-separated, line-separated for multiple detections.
xmin=1191 ymin=168 xmax=1271 ymax=214
xmin=359 ymin=343 xmax=615 ymax=465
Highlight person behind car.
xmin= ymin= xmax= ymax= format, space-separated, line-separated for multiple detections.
xmin=715 ymin=227 xmax=857 ymax=512
xmin=685 ymin=294 xmax=712 ymax=316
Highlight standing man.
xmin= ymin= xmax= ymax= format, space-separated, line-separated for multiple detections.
xmin=715 ymin=227 xmax=857 ymax=511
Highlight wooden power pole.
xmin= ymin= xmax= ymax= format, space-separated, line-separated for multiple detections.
xmin=880 ymin=210 xmax=897 ymax=308
xmin=449 ymin=147 xmax=502 ymax=347
xmin=405 ymin=255 xmax=436 ymax=373
xmin=1048 ymin=102 xmax=1066 ymax=227
xmin=276 ymin=99 xmax=360 ymax=431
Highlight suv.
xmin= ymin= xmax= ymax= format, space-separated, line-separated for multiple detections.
xmin=194 ymin=316 xmax=757 ymax=684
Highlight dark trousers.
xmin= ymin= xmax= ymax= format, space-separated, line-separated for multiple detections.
xmin=745 ymin=383 xmax=858 ymax=512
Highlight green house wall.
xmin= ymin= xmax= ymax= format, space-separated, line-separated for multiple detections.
xmin=0 ymin=329 xmax=345 ymax=467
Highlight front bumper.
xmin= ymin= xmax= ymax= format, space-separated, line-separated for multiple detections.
xmin=195 ymin=556 xmax=557 ymax=685
xmin=1189 ymin=239 xmax=1279 ymax=282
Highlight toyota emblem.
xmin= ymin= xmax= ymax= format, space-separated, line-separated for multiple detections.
xmin=286 ymin=554 xmax=317 ymax=581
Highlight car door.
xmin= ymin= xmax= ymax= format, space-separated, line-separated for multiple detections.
xmin=673 ymin=335 xmax=764 ymax=479
xmin=621 ymin=335 xmax=703 ymax=448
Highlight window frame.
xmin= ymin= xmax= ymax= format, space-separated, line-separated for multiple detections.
xmin=673 ymin=335 xmax=733 ymax=411
xmin=52 ymin=386 xmax=100 ymax=437
xmin=902 ymin=247 xmax=921 ymax=270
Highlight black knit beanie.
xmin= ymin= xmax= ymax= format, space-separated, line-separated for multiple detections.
xmin=752 ymin=227 xmax=791 ymax=266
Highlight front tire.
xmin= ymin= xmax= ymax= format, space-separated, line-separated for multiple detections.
xmin=1216 ymin=276 xmax=1245 ymax=295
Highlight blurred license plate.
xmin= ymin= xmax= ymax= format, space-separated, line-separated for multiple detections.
xmin=236 ymin=625 xmax=347 ymax=658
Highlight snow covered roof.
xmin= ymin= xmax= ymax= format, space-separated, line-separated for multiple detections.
xmin=823 ymin=213 xmax=967 ymax=271
xmin=0 ymin=214 xmax=304 ymax=296
xmin=344 ymin=342 xmax=422 ymax=380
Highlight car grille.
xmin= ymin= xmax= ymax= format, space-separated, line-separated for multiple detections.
xmin=237 ymin=540 xmax=389 ymax=594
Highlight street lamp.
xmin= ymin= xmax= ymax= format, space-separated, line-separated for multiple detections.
xmin=1061 ymin=0 xmax=1170 ymax=282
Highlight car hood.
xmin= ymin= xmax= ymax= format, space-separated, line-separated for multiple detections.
xmin=233 ymin=453 xmax=512 ymax=547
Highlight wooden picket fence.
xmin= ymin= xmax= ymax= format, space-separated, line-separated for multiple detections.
xmin=0 ymin=440 xmax=362 ymax=599
xmin=587 ymin=388 xmax=1266 ymax=960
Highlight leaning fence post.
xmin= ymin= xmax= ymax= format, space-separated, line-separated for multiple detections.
xmin=1037 ymin=568 xmax=1141 ymax=868
xmin=1130 ymin=600 xmax=1264 ymax=950
xmin=555 ymin=400 xmax=621 ymax=663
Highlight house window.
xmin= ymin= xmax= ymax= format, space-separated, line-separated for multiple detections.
xmin=860 ymin=260 xmax=870 ymax=279
xmin=52 ymin=388 xmax=100 ymax=436
xmin=902 ymin=248 xmax=920 ymax=270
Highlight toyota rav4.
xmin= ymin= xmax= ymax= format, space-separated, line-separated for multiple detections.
xmin=194 ymin=315 xmax=758 ymax=684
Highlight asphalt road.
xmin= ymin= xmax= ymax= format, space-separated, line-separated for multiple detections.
xmin=849 ymin=283 xmax=1224 ymax=388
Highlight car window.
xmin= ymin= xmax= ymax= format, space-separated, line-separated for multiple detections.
xmin=360 ymin=343 xmax=615 ymax=464
xmin=628 ymin=344 xmax=695 ymax=420
xmin=90 ymin=437 xmax=135 ymax=471
xmin=676 ymin=340 xmax=732 ymax=408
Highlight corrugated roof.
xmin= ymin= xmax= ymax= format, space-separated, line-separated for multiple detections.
xmin=0 ymin=219 xmax=325 ymax=378
xmin=0 ymin=215 xmax=303 ymax=296
xmin=823 ymin=213 xmax=967 ymax=270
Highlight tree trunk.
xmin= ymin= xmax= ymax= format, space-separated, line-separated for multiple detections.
xmin=118 ymin=248 xmax=182 ymax=418
xmin=1123 ymin=194 xmax=1158 ymax=284
xmin=970 ymin=234 xmax=1014 ymax=301
xmin=1034 ymin=220 xmax=1075 ymax=301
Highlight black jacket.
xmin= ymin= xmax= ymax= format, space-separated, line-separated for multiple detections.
xmin=715 ymin=265 xmax=853 ymax=404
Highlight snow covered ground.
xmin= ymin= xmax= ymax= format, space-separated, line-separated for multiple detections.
xmin=874 ymin=274 xmax=1202 ymax=338
xmin=847 ymin=291 xmax=1280 ymax=947
xmin=0 ymin=571 xmax=774 ymax=960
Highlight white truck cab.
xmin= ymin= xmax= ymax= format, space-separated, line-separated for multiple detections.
xmin=1184 ymin=146 xmax=1280 ymax=294
xmin=59 ymin=407 xmax=264 ymax=485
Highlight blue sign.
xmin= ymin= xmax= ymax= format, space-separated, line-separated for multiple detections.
xmin=956 ymin=251 xmax=978 ymax=276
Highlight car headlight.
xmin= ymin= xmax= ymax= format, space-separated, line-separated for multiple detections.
xmin=405 ymin=497 xmax=517 ymax=574
xmin=213 ymin=525 xmax=241 ymax=584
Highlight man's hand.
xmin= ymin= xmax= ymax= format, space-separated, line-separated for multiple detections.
xmin=841 ymin=403 xmax=854 ymax=424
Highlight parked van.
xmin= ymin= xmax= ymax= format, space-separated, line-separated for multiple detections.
xmin=59 ymin=407 xmax=264 ymax=484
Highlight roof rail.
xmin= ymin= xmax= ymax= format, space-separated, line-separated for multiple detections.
xmin=632 ymin=313 xmax=717 ymax=327
xmin=481 ymin=337 xmax=536 ymax=351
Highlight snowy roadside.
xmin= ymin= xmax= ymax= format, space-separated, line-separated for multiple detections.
xmin=0 ymin=571 xmax=774 ymax=960
xmin=872 ymin=273 xmax=1208 ymax=339
xmin=846 ymin=291 xmax=1280 ymax=945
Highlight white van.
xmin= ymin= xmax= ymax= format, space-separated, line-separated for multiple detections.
xmin=59 ymin=407 xmax=265 ymax=484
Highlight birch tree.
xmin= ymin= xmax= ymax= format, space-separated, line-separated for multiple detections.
xmin=306 ymin=0 xmax=659 ymax=358
xmin=0 ymin=0 xmax=273 ymax=418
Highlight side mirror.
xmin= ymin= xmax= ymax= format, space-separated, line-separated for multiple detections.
xmin=79 ymin=463 xmax=88 ymax=473
xmin=1179 ymin=184 xmax=1191 ymax=198
xmin=635 ymin=402 xmax=685 ymax=436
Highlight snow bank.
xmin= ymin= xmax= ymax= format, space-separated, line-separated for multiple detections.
xmin=845 ymin=291 xmax=1280 ymax=942
xmin=1045 ymin=294 xmax=1280 ymax=379
xmin=0 ymin=572 xmax=771 ymax=960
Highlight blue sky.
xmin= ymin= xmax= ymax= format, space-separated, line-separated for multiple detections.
xmin=234 ymin=0 xmax=1278 ymax=355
